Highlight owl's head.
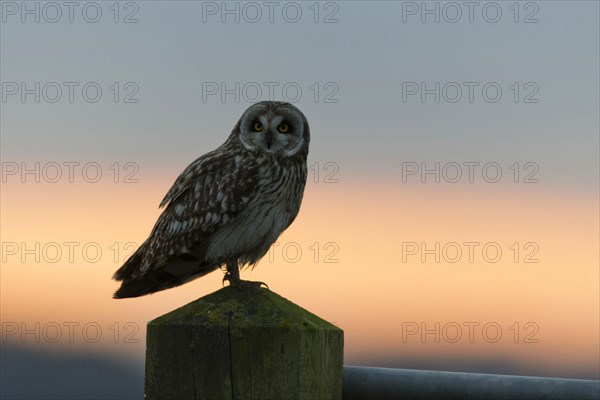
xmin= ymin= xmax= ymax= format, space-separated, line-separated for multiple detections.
xmin=235 ymin=101 xmax=310 ymax=157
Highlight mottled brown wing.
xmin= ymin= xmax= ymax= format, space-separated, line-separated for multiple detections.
xmin=136 ymin=150 xmax=259 ymax=277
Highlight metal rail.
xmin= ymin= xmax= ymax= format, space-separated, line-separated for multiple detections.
xmin=343 ymin=365 xmax=600 ymax=400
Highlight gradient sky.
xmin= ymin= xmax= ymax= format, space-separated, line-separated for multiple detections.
xmin=1 ymin=0 xmax=599 ymax=385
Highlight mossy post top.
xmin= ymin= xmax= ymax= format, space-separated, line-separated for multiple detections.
xmin=149 ymin=286 xmax=341 ymax=333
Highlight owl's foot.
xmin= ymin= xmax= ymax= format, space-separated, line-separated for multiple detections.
xmin=239 ymin=279 xmax=269 ymax=289
xmin=222 ymin=273 xmax=269 ymax=289
xmin=222 ymin=260 xmax=269 ymax=289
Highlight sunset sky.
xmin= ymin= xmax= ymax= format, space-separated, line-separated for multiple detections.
xmin=1 ymin=1 xmax=599 ymax=395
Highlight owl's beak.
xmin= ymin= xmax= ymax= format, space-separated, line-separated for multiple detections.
xmin=265 ymin=131 xmax=273 ymax=150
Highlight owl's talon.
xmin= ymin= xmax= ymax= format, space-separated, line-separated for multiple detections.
xmin=239 ymin=280 xmax=269 ymax=289
xmin=222 ymin=273 xmax=268 ymax=289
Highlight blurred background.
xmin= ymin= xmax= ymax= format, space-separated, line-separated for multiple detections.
xmin=1 ymin=1 xmax=598 ymax=398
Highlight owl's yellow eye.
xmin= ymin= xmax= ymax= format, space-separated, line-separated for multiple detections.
xmin=253 ymin=122 xmax=263 ymax=132
xmin=277 ymin=123 xmax=289 ymax=133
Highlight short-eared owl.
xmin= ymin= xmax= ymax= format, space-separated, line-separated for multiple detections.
xmin=113 ymin=101 xmax=309 ymax=298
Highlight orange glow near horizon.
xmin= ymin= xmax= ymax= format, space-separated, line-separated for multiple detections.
xmin=1 ymin=174 xmax=598 ymax=378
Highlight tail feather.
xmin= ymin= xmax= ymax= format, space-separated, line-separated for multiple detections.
xmin=113 ymin=244 xmax=218 ymax=298
xmin=113 ymin=242 xmax=146 ymax=282
xmin=113 ymin=268 xmax=178 ymax=299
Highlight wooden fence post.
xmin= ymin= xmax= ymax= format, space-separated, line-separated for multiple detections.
xmin=145 ymin=286 xmax=344 ymax=400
